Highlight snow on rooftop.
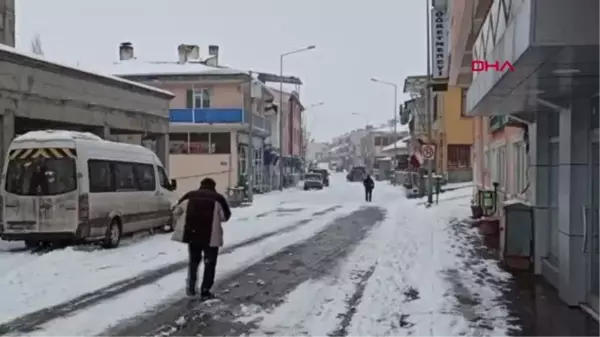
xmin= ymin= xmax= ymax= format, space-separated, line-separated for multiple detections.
xmin=372 ymin=123 xmax=409 ymax=134
xmin=382 ymin=139 xmax=408 ymax=152
xmin=0 ymin=44 xmax=173 ymax=97
xmin=13 ymin=130 xmax=103 ymax=142
xmin=107 ymin=59 xmax=248 ymax=77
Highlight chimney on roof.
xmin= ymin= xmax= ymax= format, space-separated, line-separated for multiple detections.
xmin=119 ymin=42 xmax=134 ymax=61
xmin=177 ymin=44 xmax=187 ymax=64
xmin=206 ymin=45 xmax=219 ymax=67
xmin=177 ymin=44 xmax=200 ymax=64
xmin=188 ymin=45 xmax=200 ymax=60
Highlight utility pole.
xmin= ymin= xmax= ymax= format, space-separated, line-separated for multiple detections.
xmin=370 ymin=79 xmax=399 ymax=185
xmin=278 ymin=55 xmax=284 ymax=191
xmin=247 ymin=72 xmax=262 ymax=202
xmin=278 ymin=45 xmax=316 ymax=190
xmin=248 ymin=73 xmax=255 ymax=202
xmin=392 ymin=84 xmax=398 ymax=185
xmin=425 ymin=0 xmax=434 ymax=204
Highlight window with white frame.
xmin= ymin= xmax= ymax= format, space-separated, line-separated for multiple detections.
xmin=193 ymin=89 xmax=211 ymax=108
xmin=513 ymin=141 xmax=528 ymax=194
xmin=497 ymin=145 xmax=507 ymax=189
xmin=485 ymin=148 xmax=492 ymax=186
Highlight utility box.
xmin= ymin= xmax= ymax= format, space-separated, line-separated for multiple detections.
xmin=502 ymin=200 xmax=534 ymax=271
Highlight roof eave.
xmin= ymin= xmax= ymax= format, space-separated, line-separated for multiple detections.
xmin=116 ymin=72 xmax=251 ymax=82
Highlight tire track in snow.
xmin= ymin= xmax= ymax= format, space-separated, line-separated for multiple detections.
xmin=108 ymin=206 xmax=386 ymax=337
xmin=329 ymin=263 xmax=378 ymax=337
xmin=0 ymin=205 xmax=342 ymax=335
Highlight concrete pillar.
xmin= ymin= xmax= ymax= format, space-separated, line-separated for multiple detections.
xmin=92 ymin=125 xmax=112 ymax=140
xmin=0 ymin=107 xmax=15 ymax=174
xmin=102 ymin=125 xmax=111 ymax=140
xmin=155 ymin=133 xmax=169 ymax=171
xmin=557 ymin=99 xmax=591 ymax=305
xmin=530 ymin=111 xmax=550 ymax=275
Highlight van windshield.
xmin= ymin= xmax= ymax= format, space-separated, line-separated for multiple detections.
xmin=4 ymin=157 xmax=77 ymax=196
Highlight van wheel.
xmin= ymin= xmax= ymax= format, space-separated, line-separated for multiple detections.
xmin=102 ymin=218 xmax=122 ymax=249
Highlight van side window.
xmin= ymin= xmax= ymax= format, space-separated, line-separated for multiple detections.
xmin=114 ymin=163 xmax=136 ymax=190
xmin=157 ymin=166 xmax=170 ymax=189
xmin=134 ymin=164 xmax=156 ymax=191
xmin=88 ymin=160 xmax=115 ymax=192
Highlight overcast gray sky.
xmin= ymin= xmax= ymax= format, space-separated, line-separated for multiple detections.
xmin=16 ymin=0 xmax=427 ymax=143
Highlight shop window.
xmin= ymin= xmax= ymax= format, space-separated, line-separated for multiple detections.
xmin=210 ymin=133 xmax=231 ymax=154
xmin=189 ymin=133 xmax=209 ymax=154
xmin=447 ymin=145 xmax=471 ymax=169
xmin=169 ymin=133 xmax=188 ymax=154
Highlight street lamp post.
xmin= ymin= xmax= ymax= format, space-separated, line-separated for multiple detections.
xmin=278 ymin=45 xmax=316 ymax=190
xmin=371 ymin=78 xmax=399 ymax=185
xmin=425 ymin=0 xmax=434 ymax=204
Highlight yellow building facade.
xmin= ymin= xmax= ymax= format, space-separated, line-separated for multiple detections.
xmin=435 ymin=86 xmax=474 ymax=182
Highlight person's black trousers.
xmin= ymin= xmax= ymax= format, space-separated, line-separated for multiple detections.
xmin=365 ymin=189 xmax=373 ymax=202
xmin=187 ymin=243 xmax=219 ymax=292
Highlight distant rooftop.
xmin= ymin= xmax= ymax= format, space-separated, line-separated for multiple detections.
xmin=372 ymin=123 xmax=410 ymax=134
xmin=0 ymin=43 xmax=173 ymax=98
xmin=107 ymin=59 xmax=248 ymax=77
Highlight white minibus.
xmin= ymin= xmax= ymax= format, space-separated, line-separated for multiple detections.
xmin=0 ymin=130 xmax=177 ymax=248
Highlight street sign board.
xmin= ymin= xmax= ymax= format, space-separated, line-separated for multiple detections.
xmin=421 ymin=144 xmax=435 ymax=159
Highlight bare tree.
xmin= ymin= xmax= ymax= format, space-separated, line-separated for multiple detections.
xmin=31 ymin=33 xmax=44 ymax=56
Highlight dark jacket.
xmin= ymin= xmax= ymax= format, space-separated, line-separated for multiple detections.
xmin=178 ymin=187 xmax=232 ymax=246
xmin=363 ymin=176 xmax=375 ymax=190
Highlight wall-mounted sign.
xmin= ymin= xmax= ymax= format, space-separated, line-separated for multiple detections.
xmin=431 ymin=8 xmax=449 ymax=79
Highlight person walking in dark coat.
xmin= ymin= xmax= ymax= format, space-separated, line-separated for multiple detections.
xmin=363 ymin=174 xmax=375 ymax=202
xmin=174 ymin=178 xmax=232 ymax=299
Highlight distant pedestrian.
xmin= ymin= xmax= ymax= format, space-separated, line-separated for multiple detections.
xmin=363 ymin=174 xmax=375 ymax=202
xmin=174 ymin=177 xmax=232 ymax=299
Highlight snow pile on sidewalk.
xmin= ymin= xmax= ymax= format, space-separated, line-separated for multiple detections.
xmin=246 ymin=186 xmax=517 ymax=336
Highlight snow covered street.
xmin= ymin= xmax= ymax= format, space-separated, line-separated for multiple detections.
xmin=0 ymin=173 xmax=517 ymax=336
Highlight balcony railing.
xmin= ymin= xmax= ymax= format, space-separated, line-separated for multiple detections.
xmin=169 ymin=108 xmax=271 ymax=134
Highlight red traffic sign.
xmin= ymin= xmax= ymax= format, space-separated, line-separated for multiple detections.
xmin=421 ymin=144 xmax=435 ymax=159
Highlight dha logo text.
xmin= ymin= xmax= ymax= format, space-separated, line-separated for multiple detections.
xmin=471 ymin=60 xmax=515 ymax=72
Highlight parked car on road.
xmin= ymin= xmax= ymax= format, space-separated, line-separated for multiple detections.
xmin=303 ymin=173 xmax=324 ymax=190
xmin=347 ymin=166 xmax=367 ymax=182
xmin=309 ymin=169 xmax=330 ymax=186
